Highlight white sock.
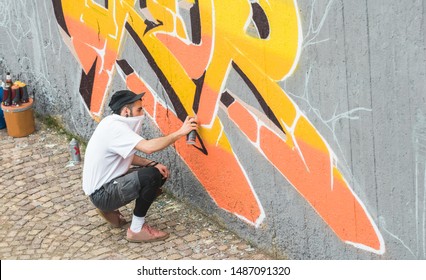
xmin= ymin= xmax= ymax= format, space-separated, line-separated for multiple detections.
xmin=130 ymin=215 xmax=145 ymax=232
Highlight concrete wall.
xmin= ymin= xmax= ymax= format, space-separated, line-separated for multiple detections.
xmin=1 ymin=0 xmax=425 ymax=259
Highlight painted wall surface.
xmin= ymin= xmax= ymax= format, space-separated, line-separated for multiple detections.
xmin=1 ymin=0 xmax=425 ymax=259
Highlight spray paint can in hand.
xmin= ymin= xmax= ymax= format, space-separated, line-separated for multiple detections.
xmin=186 ymin=117 xmax=197 ymax=145
xmin=69 ymin=138 xmax=81 ymax=163
xmin=186 ymin=129 xmax=197 ymax=145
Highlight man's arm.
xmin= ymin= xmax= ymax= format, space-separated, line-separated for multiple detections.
xmin=131 ymin=155 xmax=154 ymax=167
xmin=135 ymin=116 xmax=197 ymax=155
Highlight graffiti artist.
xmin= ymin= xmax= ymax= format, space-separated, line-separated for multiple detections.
xmin=82 ymin=90 xmax=198 ymax=242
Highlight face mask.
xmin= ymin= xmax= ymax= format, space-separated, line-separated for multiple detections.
xmin=131 ymin=114 xmax=145 ymax=134
xmin=132 ymin=114 xmax=145 ymax=122
xmin=121 ymin=114 xmax=145 ymax=134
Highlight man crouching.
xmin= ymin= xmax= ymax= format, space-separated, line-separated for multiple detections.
xmin=82 ymin=90 xmax=197 ymax=242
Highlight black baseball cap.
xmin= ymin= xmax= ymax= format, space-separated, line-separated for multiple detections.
xmin=108 ymin=90 xmax=145 ymax=112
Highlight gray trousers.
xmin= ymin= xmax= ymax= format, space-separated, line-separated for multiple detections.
xmin=89 ymin=166 xmax=165 ymax=217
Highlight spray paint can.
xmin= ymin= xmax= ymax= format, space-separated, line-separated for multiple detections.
xmin=2 ymin=84 xmax=11 ymax=106
xmin=186 ymin=118 xmax=197 ymax=145
xmin=186 ymin=129 xmax=197 ymax=145
xmin=20 ymin=83 xmax=29 ymax=103
xmin=69 ymin=138 xmax=81 ymax=163
xmin=5 ymin=72 xmax=13 ymax=86
xmin=11 ymin=85 xmax=20 ymax=106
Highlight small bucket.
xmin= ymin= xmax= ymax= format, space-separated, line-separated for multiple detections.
xmin=1 ymin=98 xmax=35 ymax=137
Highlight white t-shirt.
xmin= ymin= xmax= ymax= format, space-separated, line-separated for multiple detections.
xmin=82 ymin=114 xmax=144 ymax=195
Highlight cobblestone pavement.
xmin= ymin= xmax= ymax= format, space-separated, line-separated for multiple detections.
xmin=0 ymin=120 xmax=272 ymax=260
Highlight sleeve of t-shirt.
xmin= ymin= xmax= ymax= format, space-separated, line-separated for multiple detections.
xmin=108 ymin=122 xmax=144 ymax=159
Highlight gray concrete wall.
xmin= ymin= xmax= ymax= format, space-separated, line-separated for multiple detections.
xmin=0 ymin=0 xmax=425 ymax=259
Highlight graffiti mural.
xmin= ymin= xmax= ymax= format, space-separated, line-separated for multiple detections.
xmin=52 ymin=0 xmax=384 ymax=254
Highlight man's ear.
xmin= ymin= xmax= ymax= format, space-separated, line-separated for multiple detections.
xmin=120 ymin=106 xmax=129 ymax=117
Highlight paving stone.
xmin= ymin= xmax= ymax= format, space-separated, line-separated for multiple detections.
xmin=179 ymin=249 xmax=193 ymax=257
xmin=168 ymin=253 xmax=182 ymax=260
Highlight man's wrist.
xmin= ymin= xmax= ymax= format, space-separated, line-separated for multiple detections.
xmin=144 ymin=161 xmax=158 ymax=167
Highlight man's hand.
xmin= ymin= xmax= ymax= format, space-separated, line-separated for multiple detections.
xmin=135 ymin=116 xmax=199 ymax=155
xmin=155 ymin=163 xmax=170 ymax=179
xmin=178 ymin=116 xmax=198 ymax=137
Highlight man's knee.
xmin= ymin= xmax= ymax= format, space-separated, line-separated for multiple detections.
xmin=137 ymin=167 xmax=165 ymax=189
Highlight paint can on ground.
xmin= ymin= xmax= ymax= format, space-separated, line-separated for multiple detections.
xmin=1 ymin=98 xmax=35 ymax=137
xmin=69 ymin=138 xmax=81 ymax=163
